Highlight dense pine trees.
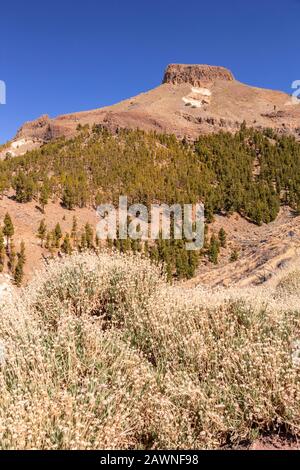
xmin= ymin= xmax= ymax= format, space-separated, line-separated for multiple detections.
xmin=2 ymin=125 xmax=300 ymax=282
xmin=1 ymin=126 xmax=300 ymax=226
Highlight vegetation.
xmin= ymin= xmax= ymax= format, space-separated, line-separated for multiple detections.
xmin=0 ymin=213 xmax=26 ymax=285
xmin=3 ymin=213 xmax=14 ymax=252
xmin=14 ymin=241 xmax=26 ymax=286
xmin=208 ymin=234 xmax=220 ymax=265
xmin=113 ymin=234 xmax=200 ymax=280
xmin=0 ymin=126 xmax=299 ymax=226
xmin=218 ymin=227 xmax=227 ymax=248
xmin=61 ymin=233 xmax=72 ymax=255
xmin=0 ymin=252 xmax=299 ymax=449
xmin=37 ymin=219 xmax=47 ymax=247
xmin=0 ymin=229 xmax=5 ymax=272
xmin=230 ymin=248 xmax=239 ymax=263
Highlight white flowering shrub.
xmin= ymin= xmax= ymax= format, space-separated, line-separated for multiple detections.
xmin=0 ymin=251 xmax=299 ymax=449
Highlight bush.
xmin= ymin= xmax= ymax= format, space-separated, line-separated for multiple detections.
xmin=0 ymin=252 xmax=299 ymax=449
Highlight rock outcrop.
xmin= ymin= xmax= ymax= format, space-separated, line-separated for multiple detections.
xmin=162 ymin=63 xmax=234 ymax=86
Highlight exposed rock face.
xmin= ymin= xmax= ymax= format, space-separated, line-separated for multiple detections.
xmin=16 ymin=114 xmax=72 ymax=141
xmin=163 ymin=64 xmax=234 ymax=86
xmin=18 ymin=114 xmax=51 ymax=140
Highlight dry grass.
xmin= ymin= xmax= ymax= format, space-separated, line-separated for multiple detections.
xmin=0 ymin=251 xmax=299 ymax=449
xmin=276 ymin=270 xmax=300 ymax=297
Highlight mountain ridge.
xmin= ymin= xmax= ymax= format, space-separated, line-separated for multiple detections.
xmin=2 ymin=63 xmax=300 ymax=158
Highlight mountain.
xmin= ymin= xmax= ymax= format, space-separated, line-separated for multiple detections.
xmin=1 ymin=64 xmax=300 ymax=289
xmin=3 ymin=64 xmax=300 ymax=157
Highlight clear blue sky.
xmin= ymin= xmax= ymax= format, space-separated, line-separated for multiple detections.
xmin=0 ymin=0 xmax=299 ymax=143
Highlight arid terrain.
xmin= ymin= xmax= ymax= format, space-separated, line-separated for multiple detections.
xmin=1 ymin=64 xmax=300 ymax=160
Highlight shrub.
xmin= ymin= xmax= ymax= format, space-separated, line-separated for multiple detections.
xmin=0 ymin=252 xmax=299 ymax=449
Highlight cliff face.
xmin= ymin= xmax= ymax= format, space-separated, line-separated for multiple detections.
xmin=4 ymin=63 xmax=300 ymax=156
xmin=162 ymin=64 xmax=234 ymax=86
xmin=16 ymin=115 xmax=51 ymax=140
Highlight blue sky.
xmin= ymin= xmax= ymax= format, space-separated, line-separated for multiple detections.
xmin=0 ymin=0 xmax=299 ymax=143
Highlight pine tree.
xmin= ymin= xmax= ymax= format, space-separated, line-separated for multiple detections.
xmin=218 ymin=227 xmax=227 ymax=248
xmin=61 ymin=233 xmax=72 ymax=255
xmin=80 ymin=232 xmax=87 ymax=251
xmin=45 ymin=232 xmax=51 ymax=250
xmin=187 ymin=250 xmax=199 ymax=278
xmin=62 ymin=183 xmax=76 ymax=210
xmin=150 ymin=245 xmax=159 ymax=263
xmin=8 ymin=241 xmax=16 ymax=274
xmin=203 ymin=225 xmax=209 ymax=249
xmin=54 ymin=223 xmax=62 ymax=248
xmin=175 ymin=249 xmax=189 ymax=279
xmin=132 ymin=238 xmax=142 ymax=253
xmin=143 ymin=240 xmax=149 ymax=257
xmin=120 ymin=238 xmax=132 ymax=253
xmin=14 ymin=258 xmax=24 ymax=287
xmin=71 ymin=216 xmax=78 ymax=246
xmin=37 ymin=219 xmax=47 ymax=247
xmin=18 ymin=240 xmax=26 ymax=265
xmin=295 ymin=198 xmax=300 ymax=216
xmin=3 ymin=213 xmax=14 ymax=252
xmin=14 ymin=241 xmax=26 ymax=287
xmin=85 ymin=223 xmax=94 ymax=249
xmin=46 ymin=232 xmax=56 ymax=256
xmin=0 ymin=229 xmax=5 ymax=272
xmin=230 ymin=249 xmax=239 ymax=262
xmin=106 ymin=238 xmax=113 ymax=250
xmin=50 ymin=231 xmax=57 ymax=251
xmin=39 ymin=184 xmax=49 ymax=213
xmin=13 ymin=172 xmax=36 ymax=203
xmin=208 ymin=234 xmax=220 ymax=265
xmin=114 ymin=238 xmax=121 ymax=251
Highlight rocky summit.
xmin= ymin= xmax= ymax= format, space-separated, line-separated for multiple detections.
xmin=162 ymin=63 xmax=235 ymax=85
xmin=2 ymin=63 xmax=300 ymax=158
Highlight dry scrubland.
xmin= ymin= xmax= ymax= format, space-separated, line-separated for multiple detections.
xmin=0 ymin=252 xmax=300 ymax=449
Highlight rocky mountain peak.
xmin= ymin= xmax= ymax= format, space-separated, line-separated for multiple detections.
xmin=162 ymin=63 xmax=235 ymax=86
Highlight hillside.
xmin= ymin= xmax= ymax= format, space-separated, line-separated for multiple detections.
xmin=1 ymin=64 xmax=300 ymax=158
xmin=1 ymin=126 xmax=300 ymax=285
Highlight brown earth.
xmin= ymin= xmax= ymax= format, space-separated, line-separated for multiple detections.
xmin=2 ymin=64 xmax=300 ymax=158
